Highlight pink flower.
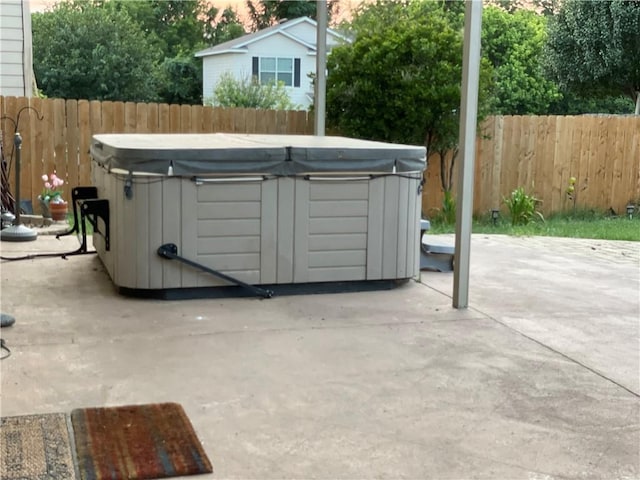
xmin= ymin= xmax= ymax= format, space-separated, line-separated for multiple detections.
xmin=40 ymin=172 xmax=64 ymax=202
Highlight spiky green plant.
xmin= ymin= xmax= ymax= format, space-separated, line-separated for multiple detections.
xmin=434 ymin=190 xmax=457 ymax=225
xmin=503 ymin=187 xmax=544 ymax=226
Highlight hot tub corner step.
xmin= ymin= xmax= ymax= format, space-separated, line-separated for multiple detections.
xmin=420 ymin=241 xmax=455 ymax=272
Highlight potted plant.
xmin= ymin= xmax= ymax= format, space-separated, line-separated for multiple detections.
xmin=39 ymin=173 xmax=68 ymax=221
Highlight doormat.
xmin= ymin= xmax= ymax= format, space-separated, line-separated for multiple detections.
xmin=0 ymin=412 xmax=77 ymax=479
xmin=70 ymin=402 xmax=213 ymax=480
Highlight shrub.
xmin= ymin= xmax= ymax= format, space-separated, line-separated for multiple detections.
xmin=206 ymin=73 xmax=299 ymax=110
xmin=503 ymin=187 xmax=544 ymax=225
xmin=433 ymin=190 xmax=457 ymax=225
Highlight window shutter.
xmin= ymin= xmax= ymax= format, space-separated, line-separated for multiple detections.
xmin=252 ymin=57 xmax=259 ymax=79
xmin=294 ymin=58 xmax=301 ymax=87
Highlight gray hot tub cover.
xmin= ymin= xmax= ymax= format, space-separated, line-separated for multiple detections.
xmin=90 ymin=134 xmax=427 ymax=176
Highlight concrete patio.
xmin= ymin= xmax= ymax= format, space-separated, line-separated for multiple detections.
xmin=1 ymin=233 xmax=638 ymax=479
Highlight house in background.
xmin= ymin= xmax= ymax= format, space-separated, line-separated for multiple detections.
xmin=195 ymin=17 xmax=348 ymax=110
xmin=0 ymin=0 xmax=34 ymax=97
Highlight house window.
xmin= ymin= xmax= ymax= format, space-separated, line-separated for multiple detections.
xmin=253 ymin=56 xmax=301 ymax=87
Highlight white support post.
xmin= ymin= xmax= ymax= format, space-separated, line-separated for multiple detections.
xmin=453 ymin=0 xmax=483 ymax=309
xmin=315 ymin=1 xmax=327 ymax=136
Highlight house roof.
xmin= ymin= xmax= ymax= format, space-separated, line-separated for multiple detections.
xmin=195 ymin=16 xmax=347 ymax=58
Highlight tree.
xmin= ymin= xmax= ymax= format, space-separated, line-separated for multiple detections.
xmin=246 ymin=0 xmax=338 ymax=31
xmin=107 ymin=0 xmax=210 ymax=57
xmin=206 ymin=73 xmax=299 ymax=110
xmin=547 ymin=92 xmax=634 ymax=115
xmin=156 ymin=56 xmax=203 ymax=105
xmin=33 ymin=0 xmax=246 ymax=105
xmin=545 ymin=0 xmax=640 ymax=114
xmin=204 ymin=7 xmax=246 ymax=46
xmin=482 ymin=6 xmax=561 ymax=114
xmin=326 ymin=0 xmax=493 ymax=193
xmin=107 ymin=0 xmax=244 ymax=104
xmin=32 ymin=3 xmax=161 ymax=102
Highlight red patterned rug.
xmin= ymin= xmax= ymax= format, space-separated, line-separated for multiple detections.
xmin=70 ymin=402 xmax=212 ymax=480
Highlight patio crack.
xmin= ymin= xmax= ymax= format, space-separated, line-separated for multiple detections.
xmin=469 ymin=306 xmax=640 ymax=399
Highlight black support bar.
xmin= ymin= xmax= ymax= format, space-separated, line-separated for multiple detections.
xmin=157 ymin=243 xmax=274 ymax=299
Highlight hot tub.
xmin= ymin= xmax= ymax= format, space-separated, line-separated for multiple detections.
xmin=89 ymin=134 xmax=427 ymax=298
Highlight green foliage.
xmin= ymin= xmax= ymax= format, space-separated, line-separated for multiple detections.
xmin=432 ymin=190 xmax=457 ymax=226
xmin=430 ymin=211 xmax=640 ymax=241
xmin=544 ymin=0 xmax=640 ymax=113
xmin=503 ymin=187 xmax=544 ymax=226
xmin=32 ymin=3 xmax=161 ymax=102
xmin=107 ymin=1 xmax=223 ymax=57
xmin=246 ymin=0 xmax=338 ymax=31
xmin=482 ymin=7 xmax=561 ymax=114
xmin=547 ymin=91 xmax=635 ymax=115
xmin=326 ymin=0 xmax=493 ymax=184
xmin=156 ymin=56 xmax=202 ymax=105
xmin=206 ymin=73 xmax=299 ymax=110
xmin=204 ymin=7 xmax=246 ymax=46
xmin=32 ymin=0 xmax=245 ymax=104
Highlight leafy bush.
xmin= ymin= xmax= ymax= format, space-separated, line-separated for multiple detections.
xmin=503 ymin=187 xmax=544 ymax=225
xmin=433 ymin=190 xmax=457 ymax=225
xmin=206 ymin=73 xmax=299 ymax=110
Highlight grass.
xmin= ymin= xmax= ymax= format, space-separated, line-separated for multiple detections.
xmin=428 ymin=210 xmax=640 ymax=241
xmin=67 ymin=213 xmax=94 ymax=235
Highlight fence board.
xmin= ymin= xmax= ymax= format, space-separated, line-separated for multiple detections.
xmin=191 ymin=104 xmax=203 ymax=133
xmin=41 ymin=99 xmax=55 ymax=189
xmin=29 ymin=97 xmax=44 ymax=210
xmin=158 ymin=103 xmax=170 ymax=132
xmin=147 ymin=103 xmax=158 ymax=133
xmin=111 ymin=102 xmax=123 ymax=133
xmin=621 ymin=118 xmax=638 ymax=207
xmin=551 ymin=116 xmax=565 ymax=212
xmin=12 ymin=97 xmax=32 ymax=206
xmin=233 ymin=108 xmax=246 ymax=133
xmin=125 ymin=102 xmax=137 ymax=133
xmin=180 ymin=104 xmax=191 ymax=133
xmin=78 ymin=100 xmax=91 ymax=185
xmin=66 ymin=99 xmax=79 ymax=191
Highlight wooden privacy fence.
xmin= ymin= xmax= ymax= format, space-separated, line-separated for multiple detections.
xmin=0 ymin=96 xmax=313 ymax=210
xmin=422 ymin=114 xmax=640 ymax=217
xmin=1 ymin=96 xmax=638 ymax=217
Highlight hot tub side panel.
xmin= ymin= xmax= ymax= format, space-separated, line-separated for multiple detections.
xmin=367 ymin=175 xmax=422 ymax=281
xmin=91 ymin=165 xmax=115 ymax=282
xmin=92 ymin=170 xmax=422 ymax=291
xmin=292 ymin=176 xmax=421 ymax=283
xmin=184 ymin=180 xmax=263 ymax=288
xmin=92 ymin=165 xmax=185 ymax=290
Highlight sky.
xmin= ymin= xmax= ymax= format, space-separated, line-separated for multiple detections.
xmin=28 ymin=0 xmax=362 ymax=25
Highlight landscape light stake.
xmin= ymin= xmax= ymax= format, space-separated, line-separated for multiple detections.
xmin=491 ymin=208 xmax=500 ymax=226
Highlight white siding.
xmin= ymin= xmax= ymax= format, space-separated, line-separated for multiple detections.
xmin=246 ymin=34 xmax=313 ymax=109
xmin=285 ymin=22 xmax=346 ymax=50
xmin=202 ymin=52 xmax=249 ymax=104
xmin=0 ymin=0 xmax=33 ymax=97
xmin=201 ymin=25 xmax=345 ymax=110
